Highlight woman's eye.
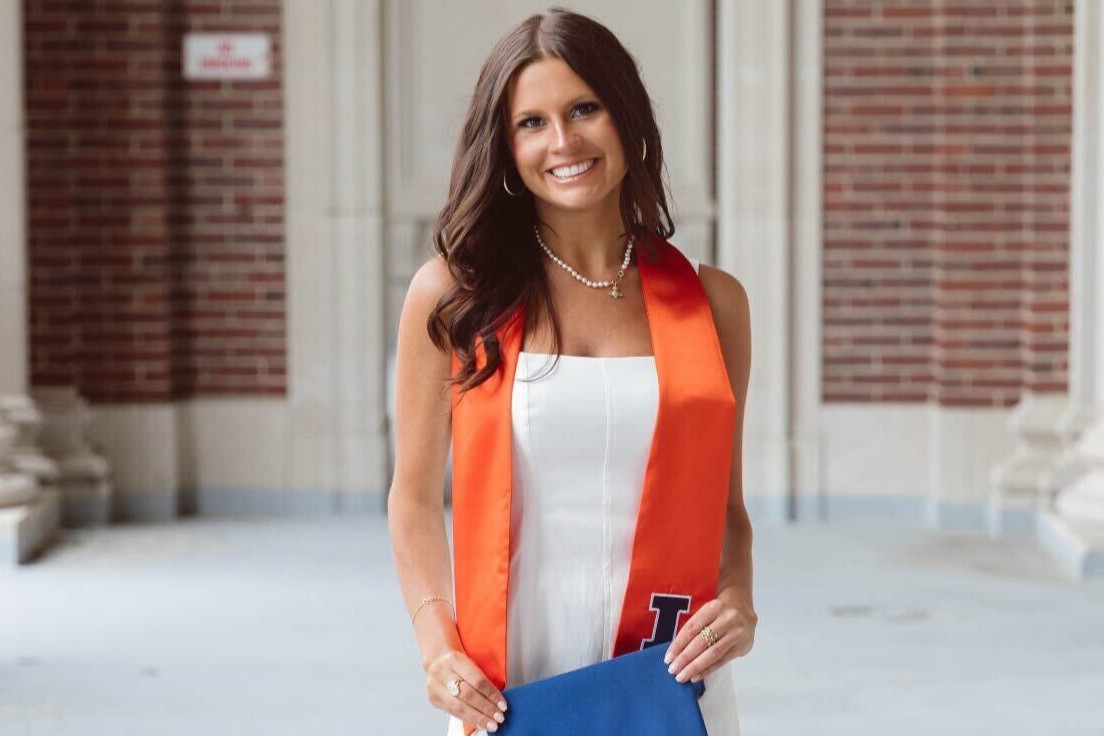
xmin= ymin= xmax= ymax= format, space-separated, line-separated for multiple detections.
xmin=517 ymin=103 xmax=599 ymax=131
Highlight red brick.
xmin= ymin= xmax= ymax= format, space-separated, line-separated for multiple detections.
xmin=26 ymin=0 xmax=286 ymax=402
xmin=823 ymin=0 xmax=1072 ymax=407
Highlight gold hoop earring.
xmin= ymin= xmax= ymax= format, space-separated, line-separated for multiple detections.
xmin=641 ymin=137 xmax=647 ymax=161
xmin=503 ymin=170 xmax=523 ymax=197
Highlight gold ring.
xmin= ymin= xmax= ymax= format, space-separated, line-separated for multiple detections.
xmin=700 ymin=625 xmax=718 ymax=648
xmin=447 ymin=678 xmax=462 ymax=697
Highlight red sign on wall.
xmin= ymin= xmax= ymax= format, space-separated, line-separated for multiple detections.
xmin=183 ymin=33 xmax=271 ymax=80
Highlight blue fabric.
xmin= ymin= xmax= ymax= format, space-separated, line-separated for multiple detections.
xmin=497 ymin=643 xmax=707 ymax=735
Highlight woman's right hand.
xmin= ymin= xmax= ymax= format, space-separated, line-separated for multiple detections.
xmin=425 ymin=648 xmax=509 ymax=733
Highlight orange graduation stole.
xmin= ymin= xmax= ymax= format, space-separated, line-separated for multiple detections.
xmin=449 ymin=235 xmax=736 ymax=731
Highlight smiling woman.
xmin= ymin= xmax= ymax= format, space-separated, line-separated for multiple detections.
xmin=506 ymin=64 xmax=626 ymax=212
xmin=422 ymin=8 xmax=674 ymax=390
xmin=387 ymin=7 xmax=753 ymax=736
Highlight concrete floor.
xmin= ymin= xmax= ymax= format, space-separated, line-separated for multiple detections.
xmin=1 ymin=514 xmax=1102 ymax=735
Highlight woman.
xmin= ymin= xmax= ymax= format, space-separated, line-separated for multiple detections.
xmin=388 ymin=7 xmax=756 ymax=735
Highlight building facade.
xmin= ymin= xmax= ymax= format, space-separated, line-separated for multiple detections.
xmin=2 ymin=0 xmax=1101 ymax=573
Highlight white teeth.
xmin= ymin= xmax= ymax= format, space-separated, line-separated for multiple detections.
xmin=551 ymin=158 xmax=595 ymax=179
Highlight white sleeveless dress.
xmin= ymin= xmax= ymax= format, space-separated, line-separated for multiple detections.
xmin=446 ymin=258 xmax=742 ymax=735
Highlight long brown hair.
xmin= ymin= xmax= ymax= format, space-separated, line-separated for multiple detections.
xmin=427 ymin=7 xmax=675 ymax=394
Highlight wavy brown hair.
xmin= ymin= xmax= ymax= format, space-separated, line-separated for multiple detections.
xmin=427 ymin=7 xmax=675 ymax=394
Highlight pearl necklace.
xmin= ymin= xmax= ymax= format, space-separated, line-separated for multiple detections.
xmin=532 ymin=224 xmax=634 ymax=299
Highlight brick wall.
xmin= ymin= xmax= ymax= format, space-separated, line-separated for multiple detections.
xmin=25 ymin=0 xmax=286 ymax=402
xmin=823 ymin=0 xmax=1072 ymax=407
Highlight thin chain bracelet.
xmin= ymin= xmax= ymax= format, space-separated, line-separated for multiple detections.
xmin=411 ymin=595 xmax=455 ymax=623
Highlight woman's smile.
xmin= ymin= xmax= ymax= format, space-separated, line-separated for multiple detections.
xmin=547 ymin=157 xmax=599 ymax=183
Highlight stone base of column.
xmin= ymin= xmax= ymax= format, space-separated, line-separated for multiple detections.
xmin=0 ymin=488 xmax=60 ymax=564
xmin=987 ymin=453 xmax=1049 ymax=535
xmin=0 ymin=395 xmax=61 ymax=565
xmin=0 ymin=409 xmax=38 ymax=507
xmin=1037 ymin=508 xmax=1104 ymax=578
xmin=987 ymin=393 xmax=1087 ymax=536
xmin=33 ymin=387 xmax=113 ymax=527
xmin=57 ymin=459 xmax=112 ymax=527
xmin=1056 ymin=470 xmax=1104 ymax=520
xmin=0 ymin=470 xmax=36 ymax=507
xmin=1038 ymin=413 xmax=1104 ymax=578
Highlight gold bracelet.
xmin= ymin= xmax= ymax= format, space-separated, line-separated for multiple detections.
xmin=411 ymin=595 xmax=455 ymax=623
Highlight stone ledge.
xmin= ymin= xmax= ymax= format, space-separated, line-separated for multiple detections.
xmin=0 ymin=489 xmax=60 ymax=565
xmin=1037 ymin=510 xmax=1104 ymax=579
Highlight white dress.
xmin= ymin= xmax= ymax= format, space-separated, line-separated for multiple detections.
xmin=447 ymin=258 xmax=742 ymax=735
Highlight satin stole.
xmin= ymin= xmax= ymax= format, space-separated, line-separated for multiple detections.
xmin=449 ymin=236 xmax=736 ymax=735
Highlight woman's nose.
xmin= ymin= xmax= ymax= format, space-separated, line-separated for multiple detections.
xmin=549 ymin=122 xmax=581 ymax=153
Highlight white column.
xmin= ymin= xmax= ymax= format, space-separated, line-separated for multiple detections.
xmin=1035 ymin=0 xmax=1104 ymax=578
xmin=1051 ymin=0 xmax=1104 ymax=512
xmin=0 ymin=0 xmax=29 ymax=399
xmin=790 ymin=0 xmax=825 ymax=522
xmin=1068 ymin=0 xmax=1104 ymax=412
xmin=284 ymin=0 xmax=389 ymax=511
xmin=717 ymin=0 xmax=805 ymax=522
xmin=0 ymin=0 xmax=60 ymax=563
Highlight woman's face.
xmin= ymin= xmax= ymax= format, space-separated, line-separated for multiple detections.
xmin=504 ymin=57 xmax=628 ymax=214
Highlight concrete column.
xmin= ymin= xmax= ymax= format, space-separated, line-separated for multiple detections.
xmin=284 ymin=0 xmax=389 ymax=512
xmin=987 ymin=393 xmax=1078 ymax=534
xmin=790 ymin=0 xmax=825 ymax=523
xmin=716 ymin=0 xmax=796 ymax=522
xmin=1035 ymin=0 xmax=1104 ymax=578
xmin=0 ymin=0 xmax=30 ymax=402
xmin=0 ymin=0 xmax=60 ymax=563
xmin=33 ymin=387 xmax=113 ymax=525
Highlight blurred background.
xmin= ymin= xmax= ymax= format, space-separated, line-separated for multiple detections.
xmin=2 ymin=0 xmax=1102 ymax=734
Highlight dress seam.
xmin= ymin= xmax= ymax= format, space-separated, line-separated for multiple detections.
xmin=600 ymin=358 xmax=614 ymax=660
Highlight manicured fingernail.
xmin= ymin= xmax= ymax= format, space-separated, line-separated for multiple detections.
xmin=667 ymin=662 xmax=677 ymax=674
xmin=487 ymin=721 xmax=498 ymax=732
xmin=663 ymin=650 xmax=672 ymax=664
xmin=498 ymin=700 xmax=508 ymax=711
xmin=493 ymin=711 xmax=505 ymax=723
xmin=675 ymin=671 xmax=688 ymax=683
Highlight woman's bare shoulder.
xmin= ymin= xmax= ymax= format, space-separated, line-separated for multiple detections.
xmin=697 ymin=263 xmax=751 ymax=391
xmin=408 ymin=253 xmax=457 ymax=305
xmin=399 ymin=254 xmax=459 ymax=359
xmin=697 ymin=264 xmax=749 ymax=329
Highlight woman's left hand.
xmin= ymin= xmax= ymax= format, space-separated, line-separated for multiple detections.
xmin=662 ymin=593 xmax=757 ymax=684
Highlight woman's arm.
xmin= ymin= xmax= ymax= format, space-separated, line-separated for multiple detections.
xmin=388 ymin=255 xmax=508 ymax=733
xmin=661 ymin=263 xmax=757 ymax=685
xmin=389 ymin=254 xmax=459 ymax=668
xmin=699 ymin=264 xmax=757 ymax=625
